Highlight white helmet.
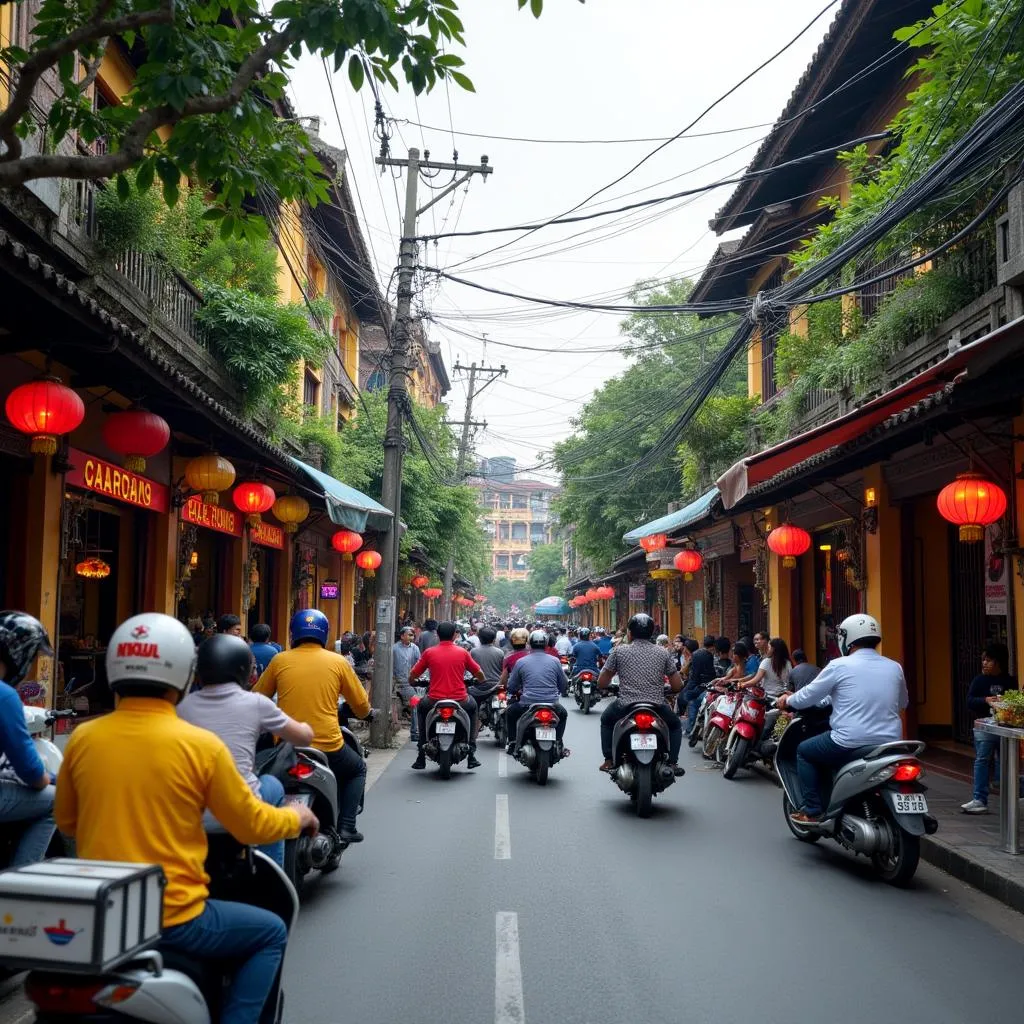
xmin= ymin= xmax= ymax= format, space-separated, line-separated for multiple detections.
xmin=106 ymin=613 xmax=197 ymax=696
xmin=529 ymin=629 xmax=548 ymax=649
xmin=837 ymin=613 xmax=881 ymax=656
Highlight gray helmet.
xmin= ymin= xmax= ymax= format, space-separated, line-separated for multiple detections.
xmin=578 ymin=627 xmax=591 ymax=640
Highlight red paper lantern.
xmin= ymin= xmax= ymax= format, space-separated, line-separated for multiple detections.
xmin=331 ymin=530 xmax=363 ymax=560
xmin=585 ymin=588 xmax=599 ymax=601
xmin=673 ymin=549 xmax=704 ymax=581
xmin=937 ymin=472 xmax=1007 ymax=542
xmin=232 ymin=482 xmax=276 ymax=527
xmin=423 ymin=587 xmax=442 ymax=600
xmin=639 ymin=533 xmax=668 ymax=553
xmin=5 ymin=378 xmax=84 ymax=455
xmin=102 ymin=409 xmax=170 ymax=473
xmin=356 ymin=550 xmax=382 ymax=577
xmin=595 ymin=585 xmax=615 ymax=601
xmin=767 ymin=523 xmax=811 ymax=569
xmin=411 ymin=574 xmax=429 ymax=589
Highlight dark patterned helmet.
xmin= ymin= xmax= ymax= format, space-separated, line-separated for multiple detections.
xmin=0 ymin=611 xmax=53 ymax=686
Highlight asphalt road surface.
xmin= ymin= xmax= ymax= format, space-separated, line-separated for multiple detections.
xmin=283 ymin=699 xmax=1024 ymax=1024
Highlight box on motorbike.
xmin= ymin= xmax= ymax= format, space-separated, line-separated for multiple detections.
xmin=0 ymin=859 xmax=164 ymax=973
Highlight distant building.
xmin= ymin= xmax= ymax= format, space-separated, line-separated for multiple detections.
xmin=360 ymin=321 xmax=451 ymax=409
xmin=468 ymin=461 xmax=560 ymax=580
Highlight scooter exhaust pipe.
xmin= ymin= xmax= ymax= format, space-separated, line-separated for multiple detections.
xmin=519 ymin=742 xmax=537 ymax=768
xmin=614 ymin=763 xmax=634 ymax=792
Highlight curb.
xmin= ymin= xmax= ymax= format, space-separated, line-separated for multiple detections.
xmin=919 ymin=836 xmax=1024 ymax=913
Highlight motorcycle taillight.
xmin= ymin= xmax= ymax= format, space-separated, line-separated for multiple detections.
xmin=288 ymin=763 xmax=315 ymax=779
xmin=535 ymin=708 xmax=555 ymax=724
xmin=633 ymin=712 xmax=656 ymax=730
xmin=439 ymin=706 xmax=455 ymax=720
xmin=26 ymin=975 xmax=106 ymax=1014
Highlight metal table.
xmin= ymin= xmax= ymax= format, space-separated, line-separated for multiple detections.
xmin=976 ymin=720 xmax=1024 ymax=854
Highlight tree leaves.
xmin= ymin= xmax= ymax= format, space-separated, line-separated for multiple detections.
xmin=348 ymin=53 xmax=364 ymax=91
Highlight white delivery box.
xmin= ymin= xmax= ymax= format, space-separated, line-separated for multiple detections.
xmin=0 ymin=859 xmax=165 ymax=973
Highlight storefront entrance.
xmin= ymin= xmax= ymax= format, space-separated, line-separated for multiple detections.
xmin=814 ymin=525 xmax=862 ymax=666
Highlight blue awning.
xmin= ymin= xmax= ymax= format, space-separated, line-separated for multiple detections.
xmin=289 ymin=457 xmax=393 ymax=532
xmin=622 ymin=487 xmax=720 ymax=545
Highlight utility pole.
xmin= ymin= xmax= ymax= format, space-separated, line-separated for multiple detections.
xmin=443 ymin=360 xmax=507 ymax=611
xmin=369 ymin=148 xmax=493 ymax=748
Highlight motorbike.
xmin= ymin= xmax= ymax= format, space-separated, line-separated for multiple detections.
xmin=701 ymin=686 xmax=740 ymax=763
xmin=510 ymin=702 xmax=565 ymax=785
xmin=777 ymin=709 xmax=938 ymax=886
xmin=686 ymin=682 xmax=723 ymax=750
xmin=13 ymin=834 xmax=300 ymax=1023
xmin=570 ymin=668 xmax=599 ymax=714
xmin=423 ymin=698 xmax=474 ymax=778
xmin=607 ymin=704 xmax=678 ymax=817
xmin=720 ymin=685 xmax=769 ymax=780
xmin=488 ymin=687 xmax=509 ymax=747
xmin=473 ymin=681 xmax=503 ymax=734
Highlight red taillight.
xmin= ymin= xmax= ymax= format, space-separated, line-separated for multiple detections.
xmin=26 ymin=976 xmax=105 ymax=1014
xmin=892 ymin=762 xmax=922 ymax=782
xmin=580 ymin=672 xmax=593 ymax=681
xmin=439 ymin=705 xmax=455 ymax=720
xmin=497 ymin=691 xmax=506 ymax=700
xmin=633 ymin=712 xmax=655 ymax=730
xmin=410 ymin=695 xmax=420 ymax=707
xmin=560 ymin=656 xmax=568 ymax=664
xmin=288 ymin=763 xmax=315 ymax=779
xmin=535 ymin=708 xmax=555 ymax=724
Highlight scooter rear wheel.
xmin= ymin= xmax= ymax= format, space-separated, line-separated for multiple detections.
xmin=582 ymin=693 xmax=591 ymax=715
xmin=635 ymin=762 xmax=653 ymax=818
xmin=872 ymin=810 xmax=920 ymax=887
xmin=783 ymin=793 xmax=820 ymax=844
xmin=535 ymin=747 xmax=550 ymax=786
xmin=438 ymin=748 xmax=452 ymax=779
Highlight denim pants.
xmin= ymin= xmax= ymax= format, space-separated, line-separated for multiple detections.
xmin=684 ymin=695 xmax=702 ymax=735
xmin=256 ymin=775 xmax=285 ymax=867
xmin=0 ymin=781 xmax=56 ymax=866
xmin=600 ymin=700 xmax=683 ymax=762
xmin=795 ymin=732 xmax=861 ymax=816
xmin=323 ymin=743 xmax=367 ymax=831
xmin=161 ymin=899 xmax=287 ymax=1024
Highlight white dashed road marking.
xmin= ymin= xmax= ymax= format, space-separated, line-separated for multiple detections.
xmin=495 ymin=911 xmax=525 ymax=1024
xmin=495 ymin=793 xmax=511 ymax=859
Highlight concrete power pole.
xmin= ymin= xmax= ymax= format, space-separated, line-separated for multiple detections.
xmin=443 ymin=360 xmax=507 ymax=610
xmin=369 ymin=148 xmax=493 ymax=747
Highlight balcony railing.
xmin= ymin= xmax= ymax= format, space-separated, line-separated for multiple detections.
xmin=112 ymin=249 xmax=205 ymax=345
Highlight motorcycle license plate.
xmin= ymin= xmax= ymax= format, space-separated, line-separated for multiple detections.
xmin=436 ymin=722 xmax=456 ymax=734
xmin=285 ymin=793 xmax=312 ymax=807
xmin=535 ymin=727 xmax=556 ymax=741
xmin=582 ymin=683 xmax=592 ymax=692
xmin=631 ymin=734 xmax=658 ymax=750
xmin=893 ymin=792 xmax=927 ymax=814
xmin=491 ymin=699 xmax=501 ymax=707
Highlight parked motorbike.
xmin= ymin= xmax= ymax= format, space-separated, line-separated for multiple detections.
xmin=489 ymin=687 xmax=509 ymax=747
xmin=686 ymin=682 xmax=723 ymax=750
xmin=510 ymin=703 xmax=565 ymax=785
xmin=721 ymin=685 xmax=768 ymax=779
xmin=12 ymin=836 xmax=300 ymax=1023
xmin=607 ymin=705 xmax=678 ymax=817
xmin=777 ymin=709 xmax=938 ymax=886
xmin=571 ymin=669 xmax=599 ymax=714
xmin=423 ymin=699 xmax=474 ymax=778
xmin=701 ymin=686 xmax=740 ymax=763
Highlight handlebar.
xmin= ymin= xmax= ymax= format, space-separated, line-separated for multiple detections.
xmin=47 ymin=709 xmax=77 ymax=721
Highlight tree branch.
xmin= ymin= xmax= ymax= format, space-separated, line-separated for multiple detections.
xmin=0 ymin=0 xmax=174 ymax=163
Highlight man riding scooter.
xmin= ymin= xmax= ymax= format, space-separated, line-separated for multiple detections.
xmin=55 ymin=613 xmax=317 ymax=1024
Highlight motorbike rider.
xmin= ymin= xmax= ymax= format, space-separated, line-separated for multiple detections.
xmin=597 ymin=614 xmax=685 ymax=775
xmin=554 ymin=628 xmax=573 ymax=657
xmin=0 ymin=611 xmax=56 ymax=866
xmin=777 ymin=613 xmax=908 ymax=825
xmin=55 ymin=613 xmax=316 ymax=1024
xmin=506 ymin=630 xmax=569 ymax=751
xmin=254 ymin=609 xmax=371 ymax=844
xmin=499 ymin=627 xmax=532 ymax=687
xmin=178 ymin=633 xmax=314 ymax=867
xmin=570 ymin=627 xmax=601 ymax=677
xmin=594 ymin=627 xmax=613 ymax=659
xmin=409 ymin=621 xmax=485 ymax=770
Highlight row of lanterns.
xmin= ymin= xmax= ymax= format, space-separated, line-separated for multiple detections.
xmin=569 ymin=585 xmax=615 ymax=608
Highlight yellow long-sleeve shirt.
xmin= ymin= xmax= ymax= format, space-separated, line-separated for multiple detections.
xmin=54 ymin=697 xmax=301 ymax=927
xmin=254 ymin=643 xmax=370 ymax=753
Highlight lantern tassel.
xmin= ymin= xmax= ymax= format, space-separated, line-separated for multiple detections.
xmin=959 ymin=524 xmax=984 ymax=543
xmin=30 ymin=435 xmax=57 ymax=456
xmin=247 ymin=514 xmax=261 ymax=528
xmin=782 ymin=556 xmax=796 ymax=569
xmin=124 ymin=455 xmax=146 ymax=473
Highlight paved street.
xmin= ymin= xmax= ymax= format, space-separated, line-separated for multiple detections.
xmin=284 ymin=700 xmax=1024 ymax=1024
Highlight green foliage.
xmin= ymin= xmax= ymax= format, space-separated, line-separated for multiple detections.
xmin=292 ymin=412 xmax=344 ymax=476
xmin=194 ymin=285 xmax=334 ymax=417
xmin=485 ymin=578 xmax=536 ymax=616
xmin=526 ymin=543 xmax=566 ymax=600
xmin=677 ymin=395 xmax=758 ymax=496
xmin=93 ymin=170 xmax=165 ymax=256
xmin=0 ymin=0 xmax=557 ymax=227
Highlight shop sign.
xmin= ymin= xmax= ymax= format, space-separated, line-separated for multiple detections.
xmin=250 ymin=520 xmax=284 ymax=550
xmin=628 ymin=584 xmax=646 ymax=602
xmin=66 ymin=448 xmax=169 ymax=513
xmin=181 ymin=495 xmax=242 ymax=537
xmin=985 ymin=526 xmax=1009 ymax=616
xmin=320 ymin=580 xmax=340 ymax=600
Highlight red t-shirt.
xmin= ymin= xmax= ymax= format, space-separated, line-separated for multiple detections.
xmin=502 ymin=649 xmax=530 ymax=676
xmin=412 ymin=642 xmax=481 ymax=701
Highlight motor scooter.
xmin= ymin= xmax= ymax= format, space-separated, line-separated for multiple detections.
xmin=776 ymin=708 xmax=938 ymax=886
xmin=422 ymin=699 xmax=474 ymax=778
xmin=607 ymin=705 xmax=678 ymax=817
xmin=721 ymin=685 xmax=768 ymax=779
xmin=509 ymin=703 xmax=566 ymax=785
xmin=570 ymin=668 xmax=599 ymax=714
xmin=701 ymin=686 xmax=739 ymax=763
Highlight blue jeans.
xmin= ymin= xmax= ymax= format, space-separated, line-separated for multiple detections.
xmin=0 ymin=780 xmax=56 ymax=866
xmin=256 ymin=775 xmax=285 ymax=867
xmin=795 ymin=732 xmax=861 ymax=816
xmin=684 ymin=696 xmax=701 ymax=735
xmin=161 ymin=899 xmax=286 ymax=1024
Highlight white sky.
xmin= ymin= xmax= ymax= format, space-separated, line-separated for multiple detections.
xmin=288 ymin=0 xmax=839 ymax=484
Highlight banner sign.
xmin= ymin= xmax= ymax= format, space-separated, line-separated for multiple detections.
xmin=250 ymin=520 xmax=284 ymax=550
xmin=181 ymin=495 xmax=242 ymax=537
xmin=320 ymin=580 xmax=340 ymax=600
xmin=628 ymin=585 xmax=646 ymax=601
xmin=67 ymin=448 xmax=169 ymax=513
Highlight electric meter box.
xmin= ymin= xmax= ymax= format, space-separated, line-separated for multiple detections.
xmin=0 ymin=859 xmax=165 ymax=972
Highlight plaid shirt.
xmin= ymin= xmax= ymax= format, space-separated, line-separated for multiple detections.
xmin=604 ymin=640 xmax=676 ymax=704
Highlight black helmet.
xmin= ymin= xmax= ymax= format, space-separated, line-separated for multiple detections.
xmin=627 ymin=613 xmax=656 ymax=641
xmin=196 ymin=634 xmax=253 ymax=688
xmin=0 ymin=611 xmax=52 ymax=687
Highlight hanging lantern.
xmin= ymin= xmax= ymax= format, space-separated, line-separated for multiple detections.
xmin=331 ymin=530 xmax=363 ymax=560
xmin=766 ymin=523 xmax=811 ymax=569
xmin=356 ymin=550 xmax=382 ymax=577
xmin=638 ymin=533 xmax=668 ymax=553
xmin=596 ymin=585 xmax=615 ymax=600
xmin=585 ymin=587 xmax=599 ymax=601
xmin=232 ymin=482 xmax=276 ymax=527
xmin=185 ymin=453 xmax=236 ymax=505
xmin=75 ymin=556 xmax=111 ymax=580
xmin=101 ymin=409 xmax=170 ymax=473
xmin=272 ymin=494 xmax=310 ymax=534
xmin=423 ymin=586 xmax=442 ymax=600
xmin=673 ymin=549 xmax=704 ymax=581
xmin=937 ymin=471 xmax=1007 ymax=543
xmin=5 ymin=378 xmax=84 ymax=455
xmin=474 ymin=593 xmax=487 ymax=603
xmin=411 ymin=574 xmax=430 ymax=589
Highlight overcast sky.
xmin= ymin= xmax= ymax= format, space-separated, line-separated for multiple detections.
xmin=288 ymin=0 xmax=839 ymax=483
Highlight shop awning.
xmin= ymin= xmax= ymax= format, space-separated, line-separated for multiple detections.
xmin=716 ymin=320 xmax=1020 ymax=510
xmin=622 ymin=487 xmax=720 ymax=545
xmin=289 ymin=457 xmax=393 ymax=532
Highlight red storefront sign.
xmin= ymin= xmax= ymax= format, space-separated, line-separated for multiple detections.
xmin=66 ymin=448 xmax=169 ymax=513
xmin=181 ymin=495 xmax=242 ymax=537
xmin=250 ymin=520 xmax=284 ymax=550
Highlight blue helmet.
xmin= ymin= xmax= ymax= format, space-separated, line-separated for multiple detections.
xmin=290 ymin=609 xmax=329 ymax=648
